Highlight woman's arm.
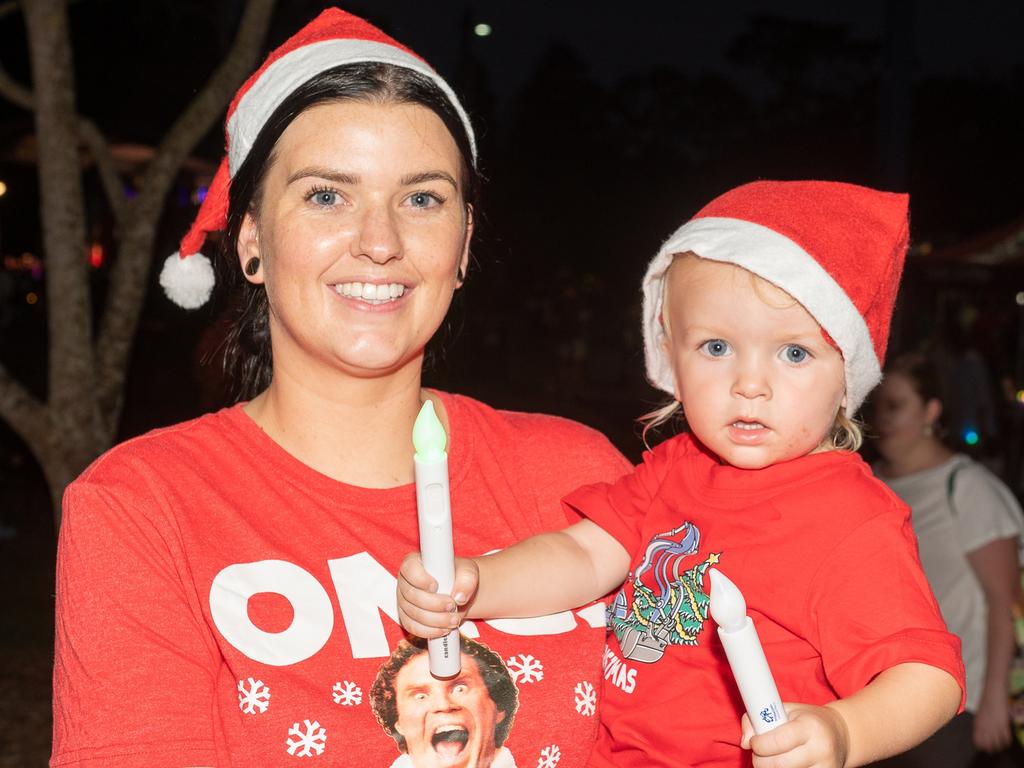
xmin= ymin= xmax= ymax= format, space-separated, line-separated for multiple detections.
xmin=746 ymin=663 xmax=961 ymax=768
xmin=398 ymin=519 xmax=630 ymax=637
xmin=966 ymin=535 xmax=1022 ymax=753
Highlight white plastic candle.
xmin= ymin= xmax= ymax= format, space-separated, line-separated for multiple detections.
xmin=413 ymin=400 xmax=460 ymax=678
xmin=709 ymin=568 xmax=788 ymax=734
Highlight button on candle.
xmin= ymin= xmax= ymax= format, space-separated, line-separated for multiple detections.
xmin=709 ymin=568 xmax=788 ymax=734
xmin=413 ymin=400 xmax=460 ymax=678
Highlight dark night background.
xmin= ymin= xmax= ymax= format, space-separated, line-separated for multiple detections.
xmin=2 ymin=1 xmax=1024 ymax=762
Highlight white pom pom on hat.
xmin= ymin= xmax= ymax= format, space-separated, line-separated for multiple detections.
xmin=163 ymin=7 xmax=477 ymax=309
xmin=159 ymin=251 xmax=215 ymax=310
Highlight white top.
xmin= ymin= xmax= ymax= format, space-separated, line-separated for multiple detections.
xmin=876 ymin=455 xmax=1024 ymax=712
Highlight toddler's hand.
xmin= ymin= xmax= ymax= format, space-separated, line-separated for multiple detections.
xmin=741 ymin=703 xmax=850 ymax=768
xmin=397 ymin=552 xmax=479 ymax=639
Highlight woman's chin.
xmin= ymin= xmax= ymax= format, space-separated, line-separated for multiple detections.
xmin=328 ymin=347 xmax=423 ymax=379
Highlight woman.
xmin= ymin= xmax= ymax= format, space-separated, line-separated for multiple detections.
xmin=872 ymin=352 xmax=1024 ymax=768
xmin=51 ymin=9 xmax=629 ymax=768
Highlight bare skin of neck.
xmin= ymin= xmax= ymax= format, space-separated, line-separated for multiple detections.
xmin=876 ymin=436 xmax=955 ymax=479
xmin=243 ymin=353 xmax=450 ymax=489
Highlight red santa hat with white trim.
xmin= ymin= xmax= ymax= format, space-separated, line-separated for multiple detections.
xmin=641 ymin=180 xmax=909 ymax=415
xmin=160 ymin=7 xmax=477 ymax=310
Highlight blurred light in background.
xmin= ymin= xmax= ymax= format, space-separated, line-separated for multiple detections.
xmin=473 ymin=23 xmax=492 ymax=37
xmin=963 ymin=428 xmax=980 ymax=446
xmin=89 ymin=243 xmax=104 ymax=268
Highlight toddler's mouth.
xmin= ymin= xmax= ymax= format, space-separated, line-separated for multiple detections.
xmin=731 ymin=421 xmax=765 ymax=431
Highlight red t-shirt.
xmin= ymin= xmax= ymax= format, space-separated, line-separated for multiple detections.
xmin=565 ymin=433 xmax=965 ymax=768
xmin=51 ymin=392 xmax=631 ymax=768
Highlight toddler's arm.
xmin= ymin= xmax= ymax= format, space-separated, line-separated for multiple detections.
xmin=744 ymin=662 xmax=961 ymax=768
xmin=398 ymin=519 xmax=631 ymax=638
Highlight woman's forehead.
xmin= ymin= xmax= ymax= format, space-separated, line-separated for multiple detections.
xmin=272 ymin=100 xmax=462 ymax=174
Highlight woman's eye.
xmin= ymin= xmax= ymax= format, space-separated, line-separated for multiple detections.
xmin=781 ymin=344 xmax=809 ymax=364
xmin=452 ymin=683 xmax=468 ymax=694
xmin=700 ymin=339 xmax=731 ymax=357
xmin=407 ymin=191 xmax=443 ymax=209
xmin=308 ymin=188 xmax=339 ymax=206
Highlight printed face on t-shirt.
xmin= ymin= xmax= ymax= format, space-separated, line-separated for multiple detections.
xmin=393 ymin=652 xmax=505 ymax=768
xmin=661 ymin=254 xmax=847 ymax=469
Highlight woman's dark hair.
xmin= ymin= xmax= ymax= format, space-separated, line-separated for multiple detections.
xmin=885 ymin=351 xmax=945 ymax=405
xmin=220 ymin=62 xmax=480 ymax=401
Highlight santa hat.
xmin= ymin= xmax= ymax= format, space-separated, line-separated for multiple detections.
xmin=641 ymin=180 xmax=909 ymax=415
xmin=160 ymin=7 xmax=477 ymax=309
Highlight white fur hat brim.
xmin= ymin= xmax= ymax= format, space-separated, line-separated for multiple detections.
xmin=641 ymin=216 xmax=881 ymax=415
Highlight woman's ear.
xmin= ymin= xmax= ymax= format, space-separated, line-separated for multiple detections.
xmin=456 ymin=204 xmax=474 ymax=288
xmin=237 ymin=212 xmax=264 ymax=284
xmin=924 ymin=397 xmax=943 ymax=428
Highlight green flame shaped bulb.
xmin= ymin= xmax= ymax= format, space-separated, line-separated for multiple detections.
xmin=413 ymin=400 xmax=448 ymax=463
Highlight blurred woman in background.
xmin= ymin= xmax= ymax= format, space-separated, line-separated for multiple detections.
xmin=872 ymin=352 xmax=1024 ymax=767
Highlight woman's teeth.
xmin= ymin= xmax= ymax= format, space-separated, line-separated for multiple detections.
xmin=335 ymin=282 xmax=406 ymax=304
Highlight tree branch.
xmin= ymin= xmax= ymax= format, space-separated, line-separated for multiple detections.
xmin=95 ymin=0 xmax=277 ymax=423
xmin=0 ymin=62 xmax=32 ymax=108
xmin=0 ymin=364 xmax=49 ymax=459
xmin=0 ymin=61 xmax=126 ymax=222
xmin=78 ymin=117 xmax=127 ymax=223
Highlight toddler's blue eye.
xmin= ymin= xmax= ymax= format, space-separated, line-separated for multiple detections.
xmin=701 ymin=339 xmax=731 ymax=357
xmin=781 ymin=345 xmax=809 ymax=363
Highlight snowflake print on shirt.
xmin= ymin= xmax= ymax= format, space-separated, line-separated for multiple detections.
xmin=237 ymin=677 xmax=270 ymax=714
xmin=331 ymin=680 xmax=362 ymax=706
xmin=286 ymin=719 xmax=326 ymax=757
xmin=537 ymin=744 xmax=561 ymax=767
xmin=573 ymin=681 xmax=596 ymax=717
xmin=506 ymin=653 xmax=544 ymax=684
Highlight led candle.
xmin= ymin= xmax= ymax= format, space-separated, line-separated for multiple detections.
xmin=709 ymin=568 xmax=788 ymax=734
xmin=413 ymin=400 xmax=460 ymax=678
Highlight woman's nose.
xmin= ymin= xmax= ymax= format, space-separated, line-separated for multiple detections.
xmin=355 ymin=203 xmax=403 ymax=264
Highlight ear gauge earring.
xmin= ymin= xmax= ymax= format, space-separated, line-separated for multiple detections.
xmin=244 ymin=257 xmax=261 ymax=277
xmin=923 ymin=423 xmax=935 ymax=437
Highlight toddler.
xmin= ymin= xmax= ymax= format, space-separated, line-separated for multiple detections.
xmin=399 ymin=181 xmax=965 ymax=768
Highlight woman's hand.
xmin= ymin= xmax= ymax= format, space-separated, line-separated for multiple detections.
xmin=972 ymin=691 xmax=1013 ymax=753
xmin=397 ymin=553 xmax=479 ymax=638
xmin=742 ymin=703 xmax=850 ymax=768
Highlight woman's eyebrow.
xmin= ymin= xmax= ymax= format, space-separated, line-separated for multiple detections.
xmin=401 ymin=170 xmax=458 ymax=187
xmin=287 ymin=167 xmax=359 ymax=185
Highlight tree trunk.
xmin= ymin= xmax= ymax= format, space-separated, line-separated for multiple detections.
xmin=0 ymin=0 xmax=277 ymax=528
xmin=22 ymin=0 xmax=103 ymax=524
